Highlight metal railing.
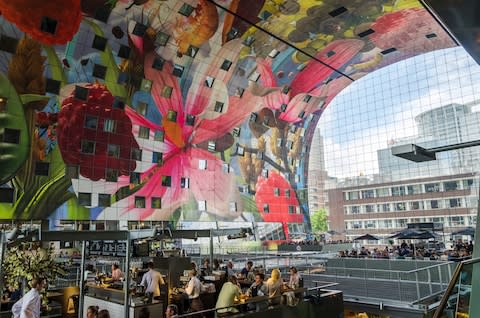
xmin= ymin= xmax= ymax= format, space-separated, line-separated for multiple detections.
xmin=433 ymin=257 xmax=480 ymax=318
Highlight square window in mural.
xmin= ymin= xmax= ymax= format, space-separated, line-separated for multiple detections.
xmin=282 ymin=86 xmax=290 ymax=94
xmin=235 ymin=87 xmax=244 ymax=97
xmin=186 ymin=114 xmax=195 ymax=126
xmin=94 ymin=7 xmax=111 ymax=22
xmin=280 ymin=103 xmax=287 ymax=112
xmin=161 ymin=176 xmax=171 ymax=187
xmin=303 ymin=95 xmax=312 ymax=103
xmin=65 ymin=165 xmax=79 ymax=179
xmin=288 ymin=205 xmax=295 ymax=214
xmin=161 ymin=86 xmax=173 ymax=98
xmin=118 ymin=45 xmax=131 ymax=59
xmin=237 ymin=145 xmax=245 ymax=156
xmin=151 ymin=197 xmax=161 ymax=209
xmin=140 ymin=79 xmax=152 ymax=92
xmin=274 ymin=188 xmax=280 ymax=196
xmin=152 ymin=57 xmax=165 ymax=70
xmin=205 ymin=76 xmax=215 ymax=88
xmin=152 ymin=151 xmax=163 ymax=164
xmin=75 ymin=86 xmax=89 ymax=101
xmin=178 ymin=3 xmax=195 ymax=17
xmin=78 ymin=192 xmax=92 ymax=206
xmin=40 ymin=16 xmax=57 ymax=35
xmin=243 ymin=36 xmax=255 ymax=46
xmin=326 ymin=50 xmax=336 ymax=58
xmin=112 ymin=97 xmax=125 ymax=110
xmin=3 ymin=128 xmax=20 ymax=144
xmin=226 ymin=28 xmax=238 ymax=40
xmin=199 ymin=160 xmax=207 ymax=170
xmin=258 ymin=11 xmax=272 ymax=20
xmin=167 ymin=110 xmax=177 ymax=122
xmin=381 ymin=47 xmax=397 ymax=55
xmin=45 ymin=78 xmax=61 ymax=95
xmin=137 ymin=102 xmax=148 ymax=116
xmin=81 ymin=140 xmax=95 ymax=154
xmin=138 ymin=126 xmax=150 ymax=139
xmin=0 ymin=97 xmax=7 ymax=112
xmin=135 ymin=196 xmax=146 ymax=208
xmin=106 ymin=169 xmax=118 ymax=182
xmin=107 ymin=144 xmax=120 ymax=158
xmin=223 ymin=163 xmax=231 ymax=173
xmin=92 ymin=35 xmax=107 ymax=51
xmin=263 ymin=204 xmax=269 ymax=213
xmin=0 ymin=35 xmax=18 ymax=53
xmin=229 ymin=202 xmax=237 ymax=212
xmin=285 ymin=189 xmax=291 ymax=198
xmin=130 ymin=172 xmax=141 ymax=185
xmin=173 ymin=64 xmax=184 ymax=77
xmin=84 ymin=115 xmax=98 ymax=129
xmin=92 ymin=64 xmax=107 ymax=79
xmin=0 ymin=188 xmax=14 ymax=203
xmin=249 ymin=71 xmax=260 ymax=82
xmin=262 ymin=169 xmax=269 ymax=178
xmin=181 ymin=177 xmax=190 ymax=188
xmin=185 ymin=45 xmax=199 ymax=58
xmin=268 ymin=49 xmax=279 ymax=58
xmin=133 ymin=23 xmax=147 ymax=37
xmin=250 ymin=113 xmax=258 ymax=123
xmin=198 ymin=200 xmax=207 ymax=211
xmin=232 ymin=127 xmax=241 ymax=137
xmin=131 ymin=148 xmax=142 ymax=161
xmin=358 ymin=28 xmax=375 ymax=38
xmin=220 ymin=59 xmax=232 ymax=71
xmin=154 ymin=130 xmax=165 ymax=142
xmin=103 ymin=119 xmax=116 ymax=133
xmin=155 ymin=32 xmax=170 ymax=46
xmin=214 ymin=101 xmax=224 ymax=113
xmin=207 ymin=141 xmax=215 ymax=152
xmin=35 ymin=162 xmax=50 ymax=176
xmin=98 ymin=194 xmax=111 ymax=207
xmin=426 ymin=33 xmax=437 ymax=39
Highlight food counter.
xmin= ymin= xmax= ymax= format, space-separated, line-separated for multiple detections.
xmin=83 ymin=284 xmax=164 ymax=318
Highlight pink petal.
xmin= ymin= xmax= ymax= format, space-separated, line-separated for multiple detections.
xmin=191 ymin=91 xmax=263 ymax=144
xmin=256 ymin=58 xmax=277 ymax=88
xmin=262 ymin=90 xmax=290 ymax=111
xmin=144 ymin=53 xmax=185 ymax=120
xmin=278 ymin=93 xmax=324 ymax=123
xmin=290 ymin=39 xmax=365 ymax=96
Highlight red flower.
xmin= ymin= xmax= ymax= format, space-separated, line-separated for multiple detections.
xmin=0 ymin=0 xmax=82 ymax=45
xmin=56 ymin=83 xmax=139 ymax=181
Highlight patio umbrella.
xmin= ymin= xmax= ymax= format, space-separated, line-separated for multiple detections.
xmin=452 ymin=227 xmax=475 ymax=237
xmin=353 ymin=233 xmax=379 ymax=241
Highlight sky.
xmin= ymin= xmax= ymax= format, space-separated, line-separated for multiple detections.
xmin=316 ymin=46 xmax=480 ymax=178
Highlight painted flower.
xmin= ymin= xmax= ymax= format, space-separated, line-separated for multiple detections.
xmin=255 ymin=39 xmax=365 ymax=123
xmin=99 ymin=39 xmax=263 ymax=220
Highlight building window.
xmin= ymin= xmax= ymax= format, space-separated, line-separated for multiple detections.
xmin=198 ymin=200 xmax=207 ymax=211
xmin=444 ymin=181 xmax=458 ymax=192
xmin=135 ymin=196 xmax=146 ymax=208
xmin=449 ymin=198 xmax=462 ymax=208
xmin=130 ymin=172 xmax=141 ymax=185
xmin=152 ymin=152 xmax=163 ymax=164
xmin=161 ymin=176 xmax=171 ymax=187
xmin=285 ymin=189 xmax=290 ymax=198
xmin=81 ymin=140 xmax=95 ymax=154
xmin=430 ymin=200 xmax=439 ymax=209
xmin=229 ymin=202 xmax=237 ymax=212
xmin=154 ymin=130 xmax=165 ymax=142
xmin=365 ymin=205 xmax=375 ymax=213
xmin=263 ymin=204 xmax=269 ymax=213
xmin=107 ymin=144 xmax=120 ymax=158
xmin=273 ymin=188 xmax=280 ymax=196
xmin=463 ymin=179 xmax=474 ymax=189
xmin=382 ymin=203 xmax=391 ymax=212
xmin=131 ymin=148 xmax=142 ymax=161
xmin=105 ymin=169 xmax=118 ymax=182
xmin=138 ymin=126 xmax=150 ymax=139
xmin=288 ymin=205 xmax=295 ymax=214
xmin=410 ymin=201 xmax=423 ymax=210
xmin=348 ymin=191 xmax=359 ymax=200
xmin=84 ymin=115 xmax=98 ymax=129
xmin=391 ymin=186 xmax=406 ymax=196
xmin=78 ymin=193 xmax=91 ymax=206
xmin=395 ymin=202 xmax=406 ymax=211
xmin=361 ymin=189 xmax=375 ymax=199
xmin=151 ymin=197 xmax=161 ymax=209
xmin=425 ymin=183 xmax=440 ymax=192
xmin=65 ymin=165 xmax=79 ymax=179
xmin=351 ymin=206 xmax=360 ymax=214
xmin=407 ymin=184 xmax=422 ymax=195
xmin=199 ymin=159 xmax=207 ymax=170
xmin=376 ymin=188 xmax=390 ymax=197
xmin=181 ymin=177 xmax=189 ymax=188
xmin=104 ymin=119 xmax=116 ymax=133
xmin=98 ymin=194 xmax=111 ymax=207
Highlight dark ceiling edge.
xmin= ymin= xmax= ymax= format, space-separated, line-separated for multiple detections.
xmin=206 ymin=0 xmax=355 ymax=82
xmin=419 ymin=0 xmax=461 ymax=46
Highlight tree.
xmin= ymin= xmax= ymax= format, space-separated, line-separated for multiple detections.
xmin=311 ymin=208 xmax=328 ymax=233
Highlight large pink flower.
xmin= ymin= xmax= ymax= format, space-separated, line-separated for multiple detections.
xmin=256 ymin=39 xmax=365 ymax=123
xmin=101 ymin=39 xmax=263 ymax=220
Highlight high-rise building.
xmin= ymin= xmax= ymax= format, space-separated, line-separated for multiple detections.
xmin=308 ymin=129 xmax=329 ymax=212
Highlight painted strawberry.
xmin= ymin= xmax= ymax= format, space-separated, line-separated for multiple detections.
xmin=255 ymin=172 xmax=304 ymax=237
xmin=56 ymin=83 xmax=139 ymax=181
xmin=0 ymin=0 xmax=82 ymax=45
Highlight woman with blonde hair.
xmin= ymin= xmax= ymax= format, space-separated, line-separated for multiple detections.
xmin=266 ymin=269 xmax=283 ymax=305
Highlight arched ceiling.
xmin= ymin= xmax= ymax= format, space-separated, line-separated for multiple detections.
xmin=0 ymin=0 xmax=458 ymax=223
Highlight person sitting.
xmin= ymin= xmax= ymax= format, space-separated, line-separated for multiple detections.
xmin=215 ymin=276 xmax=241 ymax=317
xmin=111 ymin=263 xmax=124 ymax=281
xmin=97 ymin=309 xmax=110 ymax=318
xmin=84 ymin=264 xmax=96 ymax=282
xmin=240 ymin=261 xmax=253 ymax=280
xmin=265 ymin=269 xmax=283 ymax=306
xmin=165 ymin=304 xmax=179 ymax=318
xmin=86 ymin=305 xmax=98 ymax=318
xmin=288 ymin=267 xmax=301 ymax=289
xmin=226 ymin=261 xmax=235 ymax=278
xmin=246 ymin=273 xmax=268 ymax=312
xmin=201 ymin=259 xmax=212 ymax=277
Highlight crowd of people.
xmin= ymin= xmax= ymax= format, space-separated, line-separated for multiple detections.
xmin=337 ymin=239 xmax=473 ymax=261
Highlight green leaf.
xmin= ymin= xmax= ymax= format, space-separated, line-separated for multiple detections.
xmin=84 ymin=19 xmax=126 ymax=99
xmin=0 ymin=73 xmax=30 ymax=184
xmin=43 ymin=46 xmax=67 ymax=86
xmin=20 ymin=94 xmax=52 ymax=105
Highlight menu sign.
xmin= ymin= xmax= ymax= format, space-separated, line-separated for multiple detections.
xmin=115 ymin=241 xmax=127 ymax=256
xmin=102 ymin=240 xmax=116 ymax=256
xmin=88 ymin=240 xmax=127 ymax=257
xmin=89 ymin=241 xmax=103 ymax=255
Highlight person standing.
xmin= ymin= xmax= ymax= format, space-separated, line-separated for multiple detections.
xmin=12 ymin=278 xmax=44 ymax=318
xmin=111 ymin=263 xmax=124 ymax=281
xmin=140 ymin=262 xmax=165 ymax=299
xmin=185 ymin=269 xmax=204 ymax=317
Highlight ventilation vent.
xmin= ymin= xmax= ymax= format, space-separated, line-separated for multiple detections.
xmin=358 ymin=28 xmax=375 ymax=38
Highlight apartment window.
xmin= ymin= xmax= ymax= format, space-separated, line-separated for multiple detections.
xmin=273 ymin=188 xmax=280 ymax=196
xmin=199 ymin=160 xmax=207 ymax=170
xmin=151 ymin=197 xmax=161 ymax=209
xmin=410 ymin=201 xmax=423 ymax=210
xmin=198 ymin=200 xmax=207 ymax=211
xmin=138 ymin=126 xmax=150 ymax=139
xmin=167 ymin=110 xmax=177 ymax=122
xmin=263 ymin=204 xmax=269 ymax=213
xmin=104 ymin=119 xmax=116 ymax=133
xmin=395 ymin=202 xmax=406 ymax=211
xmin=463 ymin=179 xmax=474 ymax=189
xmin=130 ymin=172 xmax=141 ymax=185
xmin=382 ymin=203 xmax=391 ymax=212
xmin=361 ymin=189 xmax=375 ymax=199
xmin=449 ymin=198 xmax=462 ymax=208
xmin=131 ymin=148 xmax=142 ymax=161
xmin=181 ymin=177 xmax=190 ymax=188
xmin=81 ymin=140 xmax=95 ymax=154
xmin=161 ymin=176 xmax=171 ymax=187
xmin=397 ymin=219 xmax=407 ymax=228
xmin=365 ymin=205 xmax=375 ymax=213
xmin=152 ymin=152 xmax=163 ymax=164
xmin=78 ymin=193 xmax=92 ymax=206
xmin=137 ymin=102 xmax=148 ymax=115
xmin=288 ymin=205 xmax=295 ymax=214
xmin=425 ymin=183 xmax=440 ymax=192
xmin=391 ymin=186 xmax=405 ymax=196
xmin=135 ymin=196 xmax=146 ymax=208
xmin=65 ymin=165 xmax=79 ymax=179
xmin=449 ymin=216 xmax=465 ymax=226
xmin=407 ymin=184 xmax=422 ymax=195
xmin=84 ymin=115 xmax=98 ymax=129
xmin=154 ymin=130 xmax=165 ymax=142
xmin=285 ymin=189 xmax=291 ymax=198
xmin=98 ymin=194 xmax=111 ymax=207
xmin=107 ymin=144 xmax=120 ymax=158
xmin=444 ymin=181 xmax=458 ymax=192
xmin=430 ymin=200 xmax=439 ymax=209
xmin=376 ymin=188 xmax=390 ymax=197
xmin=351 ymin=206 xmax=360 ymax=214
xmin=353 ymin=222 xmax=362 ymax=229
xmin=105 ymin=169 xmax=118 ymax=182
xmin=348 ymin=191 xmax=359 ymax=200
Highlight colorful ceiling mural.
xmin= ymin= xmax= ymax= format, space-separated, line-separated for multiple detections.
xmin=0 ymin=0 xmax=457 ymax=229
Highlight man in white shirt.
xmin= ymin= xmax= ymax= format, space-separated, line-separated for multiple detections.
xmin=140 ymin=262 xmax=165 ymax=298
xmin=185 ymin=269 xmax=204 ymax=316
xmin=12 ymin=278 xmax=44 ymax=318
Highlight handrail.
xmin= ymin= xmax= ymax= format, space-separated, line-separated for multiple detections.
xmin=433 ymin=257 xmax=480 ymax=318
xmin=405 ymin=261 xmax=455 ymax=274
